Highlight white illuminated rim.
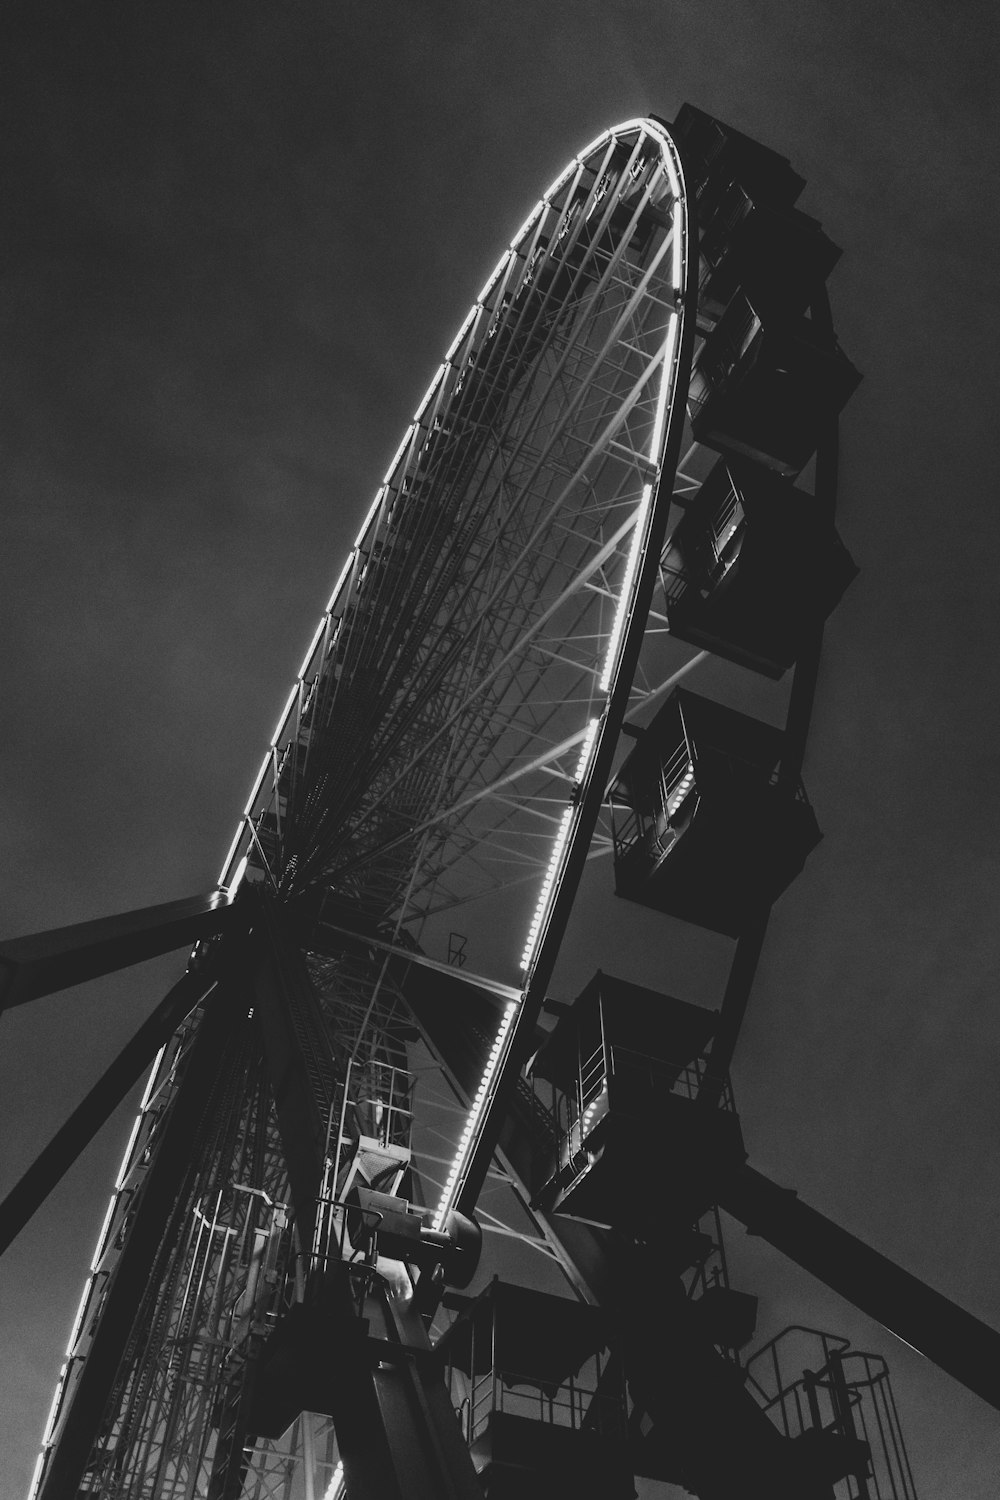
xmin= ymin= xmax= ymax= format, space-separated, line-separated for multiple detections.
xmin=215 ymin=116 xmax=685 ymax=902
xmin=28 ymin=117 xmax=689 ymax=1497
xmin=427 ymin=119 xmax=689 ymax=1227
xmin=27 ymin=1032 xmax=180 ymax=1498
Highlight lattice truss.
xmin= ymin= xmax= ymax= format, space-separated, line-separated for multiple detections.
xmin=44 ymin=943 xmax=549 ymax=1499
xmin=38 ymin=1000 xmax=283 ymax=1497
xmin=43 ymin=954 xmax=401 ymax=1494
xmin=233 ymin=125 xmax=686 ymax=954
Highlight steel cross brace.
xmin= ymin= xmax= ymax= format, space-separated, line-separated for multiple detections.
xmin=0 ymin=963 xmax=222 ymax=1256
xmin=0 ymin=890 xmax=242 ymax=1253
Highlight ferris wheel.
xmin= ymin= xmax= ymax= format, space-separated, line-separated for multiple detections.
xmin=6 ymin=106 xmax=994 ymax=1500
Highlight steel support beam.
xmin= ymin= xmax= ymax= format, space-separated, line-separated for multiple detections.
xmin=0 ymin=964 xmax=220 ymax=1257
xmin=720 ymin=1162 xmax=1000 ymax=1412
xmin=346 ymin=1283 xmax=484 ymax=1500
xmin=0 ymin=891 xmax=235 ymax=1011
xmin=308 ymin=920 xmax=519 ymax=1006
xmin=697 ymin=912 xmax=770 ymax=1111
xmin=700 ymin=297 xmax=841 ymax=1102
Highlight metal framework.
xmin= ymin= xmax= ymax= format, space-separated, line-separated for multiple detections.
xmin=6 ymin=108 xmax=997 ymax=1500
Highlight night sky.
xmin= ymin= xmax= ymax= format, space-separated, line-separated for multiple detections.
xmin=2 ymin=3 xmax=999 ymax=1496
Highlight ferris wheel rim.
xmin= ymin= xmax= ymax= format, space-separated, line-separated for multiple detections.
xmin=215 ymin=119 xmax=691 ymax=995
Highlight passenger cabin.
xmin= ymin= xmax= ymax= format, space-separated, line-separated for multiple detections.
xmin=669 ymin=104 xmax=861 ymax=476
xmin=671 ymin=103 xmax=809 ymax=221
xmin=688 ymin=292 xmax=862 ymax=476
xmin=439 ymin=1279 xmax=632 ymax=1500
xmin=661 ymin=456 xmax=857 ymax=677
xmin=672 ymin=103 xmax=842 ymax=328
xmin=608 ymin=690 xmax=822 ymax=936
xmin=529 ymin=972 xmax=744 ymax=1231
xmin=697 ymin=186 xmax=842 ymax=327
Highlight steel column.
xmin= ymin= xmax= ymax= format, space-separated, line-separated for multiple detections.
xmin=0 ymin=891 xmax=235 ymax=1011
xmin=721 ymin=1162 xmax=1000 ymax=1412
xmin=243 ymin=891 xmax=339 ymax=1255
xmin=0 ymin=964 xmax=221 ymax=1256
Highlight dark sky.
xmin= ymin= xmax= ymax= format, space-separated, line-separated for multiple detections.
xmin=2 ymin=2 xmax=999 ymax=1496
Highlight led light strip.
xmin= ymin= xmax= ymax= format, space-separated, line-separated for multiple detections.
xmin=30 ymin=1176 xmax=117 ymax=1484
xmin=27 ymin=1053 xmax=170 ymax=1498
xmin=573 ymin=715 xmax=600 ymax=783
xmin=29 ymin=1017 xmax=206 ymax=1498
xmin=428 ymin=719 xmax=601 ymax=1230
xmin=431 ymin=999 xmax=518 ymax=1230
xmin=214 ymin=116 xmax=684 ymax=893
xmin=582 ymin=1086 xmax=608 ymax=1132
xmin=598 ymin=481 xmax=654 ymax=694
xmin=424 ymin=119 xmax=688 ymax=1239
xmin=226 ymin=852 xmax=250 ymax=898
xmin=648 ymin=312 xmax=681 ymax=470
xmin=322 ymin=1460 xmax=344 ymax=1500
xmin=519 ymin=717 xmax=599 ymax=977
xmin=518 ymin=805 xmax=570 ymax=971
xmin=668 ymin=765 xmax=696 ymax=817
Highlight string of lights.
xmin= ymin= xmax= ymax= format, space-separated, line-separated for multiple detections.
xmin=426 ymin=118 xmax=688 ymax=1238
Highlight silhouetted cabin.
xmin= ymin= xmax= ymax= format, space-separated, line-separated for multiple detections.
xmin=529 ymin=972 xmax=744 ymax=1230
xmin=609 ymin=690 xmax=821 ymax=936
xmin=672 ymin=102 xmax=841 ymax=325
xmin=661 ymin=456 xmax=857 ymax=677
xmin=672 ymin=103 xmax=809 ymax=218
xmin=688 ymin=294 xmax=861 ymax=476
xmin=440 ymin=1279 xmax=632 ymax=1500
xmin=669 ymin=104 xmax=861 ymax=476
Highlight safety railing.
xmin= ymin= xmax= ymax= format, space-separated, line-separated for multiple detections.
xmin=461 ymin=1367 xmax=624 ymax=1444
xmin=608 ymin=1044 xmax=735 ymax=1112
xmin=693 ymin=293 xmax=763 ymax=393
xmin=609 ymin=800 xmax=643 ymax=862
xmin=324 ymin=1057 xmax=415 ymax=1196
xmin=548 ymin=1038 xmax=735 ymax=1181
xmin=745 ymin=1326 xmax=918 ymax=1500
xmin=609 ymin=745 xmax=697 ymax=863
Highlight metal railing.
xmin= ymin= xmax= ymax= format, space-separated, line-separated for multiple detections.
xmin=548 ymin=1037 xmax=735 ymax=1183
xmin=610 ymin=742 xmax=811 ymax=869
xmin=745 ymin=1326 xmax=918 ymax=1500
xmin=608 ymin=1044 xmax=734 ymax=1112
xmin=609 ymin=742 xmax=697 ymax=866
xmin=460 ymin=1366 xmax=623 ymax=1444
